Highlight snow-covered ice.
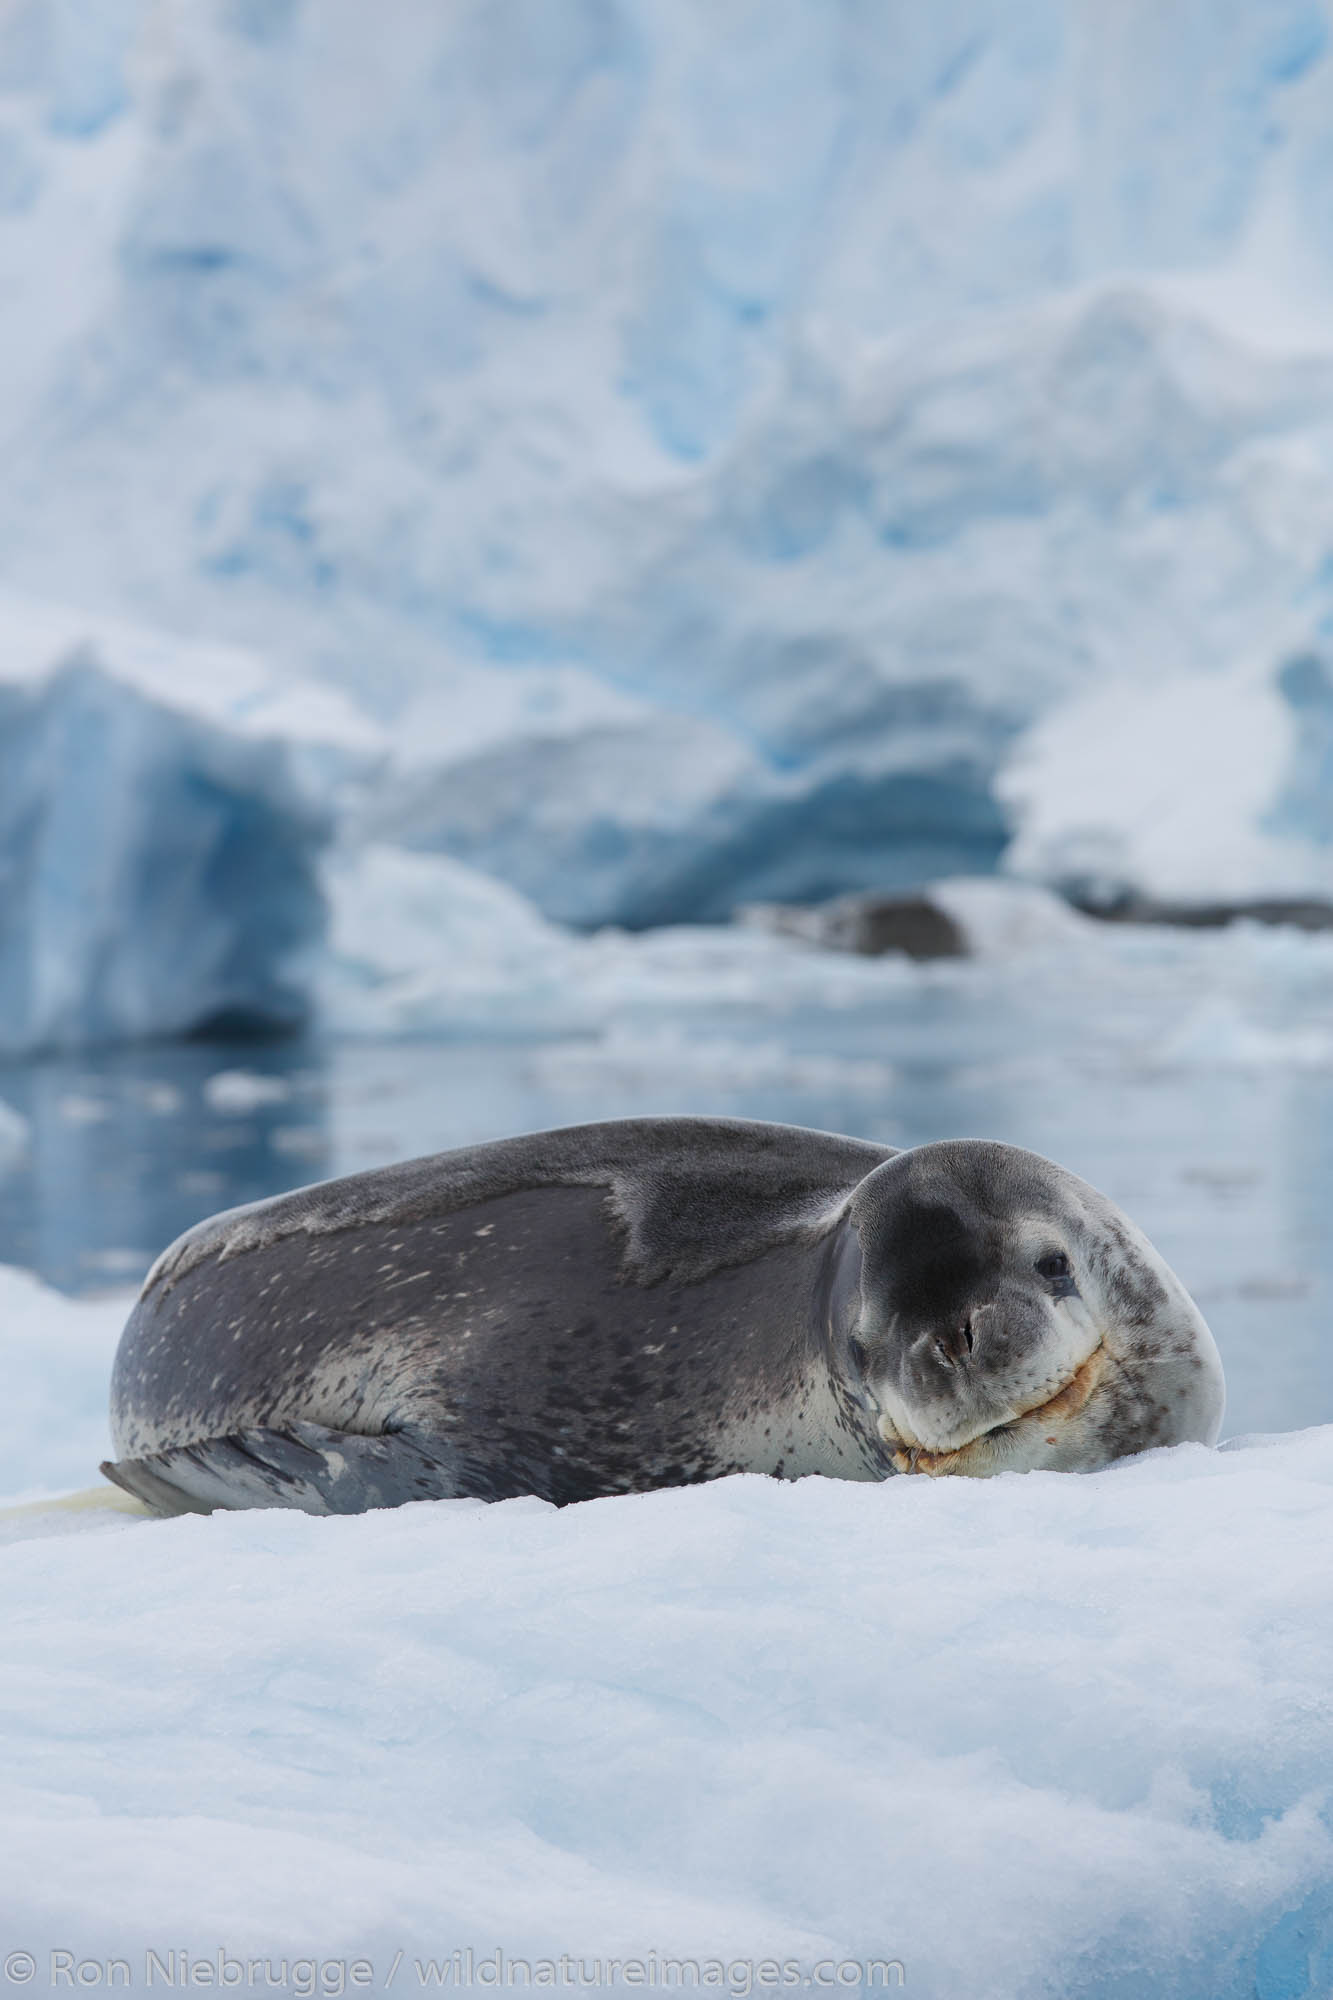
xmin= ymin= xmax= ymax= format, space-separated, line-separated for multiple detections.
xmin=1 ymin=1257 xmax=1332 ymax=1999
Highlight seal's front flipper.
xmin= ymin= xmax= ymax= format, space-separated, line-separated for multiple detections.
xmin=100 ymin=1421 xmax=464 ymax=1518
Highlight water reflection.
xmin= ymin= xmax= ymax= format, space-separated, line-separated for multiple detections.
xmin=0 ymin=1040 xmax=330 ymax=1294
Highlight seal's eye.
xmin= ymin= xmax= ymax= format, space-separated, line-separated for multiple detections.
xmin=1036 ymin=1251 xmax=1071 ymax=1282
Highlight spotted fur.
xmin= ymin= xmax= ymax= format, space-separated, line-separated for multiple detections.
xmin=102 ymin=1119 xmax=1225 ymax=1515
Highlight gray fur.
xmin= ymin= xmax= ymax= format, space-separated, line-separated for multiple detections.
xmin=145 ymin=1117 xmax=890 ymax=1293
xmin=103 ymin=1118 xmax=1225 ymax=1515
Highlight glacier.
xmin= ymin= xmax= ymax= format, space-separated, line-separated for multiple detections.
xmin=5 ymin=1 xmax=1333 ymax=992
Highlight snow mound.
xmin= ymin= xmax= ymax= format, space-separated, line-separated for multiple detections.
xmin=2 ymin=1366 xmax=1332 ymax=1995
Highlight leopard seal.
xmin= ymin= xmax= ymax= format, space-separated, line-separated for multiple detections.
xmin=100 ymin=1117 xmax=1225 ymax=1515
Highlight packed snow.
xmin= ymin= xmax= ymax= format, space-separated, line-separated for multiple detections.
xmin=1 ymin=1254 xmax=1332 ymax=2000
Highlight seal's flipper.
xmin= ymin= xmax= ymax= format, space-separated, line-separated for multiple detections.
xmin=100 ymin=1421 xmax=464 ymax=1518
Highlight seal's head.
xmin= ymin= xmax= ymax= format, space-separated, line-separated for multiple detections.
xmin=832 ymin=1140 xmax=1223 ymax=1476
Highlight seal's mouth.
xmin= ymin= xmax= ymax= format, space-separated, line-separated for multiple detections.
xmin=887 ymin=1340 xmax=1110 ymax=1477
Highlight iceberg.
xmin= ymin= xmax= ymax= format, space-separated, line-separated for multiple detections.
xmin=999 ymin=648 xmax=1333 ymax=906
xmin=0 ymin=590 xmax=381 ymax=1053
xmin=312 ymin=839 xmax=911 ymax=1042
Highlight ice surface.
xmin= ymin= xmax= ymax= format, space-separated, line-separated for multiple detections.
xmin=1 ymin=1263 xmax=1331 ymax=1997
xmin=7 ymin=8 xmax=1333 ymax=923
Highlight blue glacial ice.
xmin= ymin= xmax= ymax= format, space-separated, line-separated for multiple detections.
xmin=0 ymin=591 xmax=381 ymax=1052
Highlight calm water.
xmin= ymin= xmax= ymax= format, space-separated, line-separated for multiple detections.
xmin=1 ymin=956 xmax=1330 ymax=1440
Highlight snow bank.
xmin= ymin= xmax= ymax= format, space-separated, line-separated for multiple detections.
xmin=1 ymin=1312 xmax=1331 ymax=1998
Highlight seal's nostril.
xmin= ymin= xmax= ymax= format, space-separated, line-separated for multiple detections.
xmin=935 ymin=1317 xmax=974 ymax=1368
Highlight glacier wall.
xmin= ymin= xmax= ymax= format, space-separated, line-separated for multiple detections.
xmin=6 ymin=2 xmax=1333 ymax=1000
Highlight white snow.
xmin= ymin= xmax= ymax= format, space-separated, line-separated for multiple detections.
xmin=0 ymin=585 xmax=383 ymax=755
xmin=998 ymin=655 xmax=1333 ymax=903
xmin=1 ymin=1259 xmax=1331 ymax=1999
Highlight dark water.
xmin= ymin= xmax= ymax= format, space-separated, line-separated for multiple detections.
xmin=0 ymin=980 xmax=1329 ymax=1440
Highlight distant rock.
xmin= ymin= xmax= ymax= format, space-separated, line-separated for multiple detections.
xmin=1071 ymin=890 xmax=1333 ymax=933
xmin=741 ymin=877 xmax=1098 ymax=961
xmin=740 ymin=890 xmax=968 ymax=960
